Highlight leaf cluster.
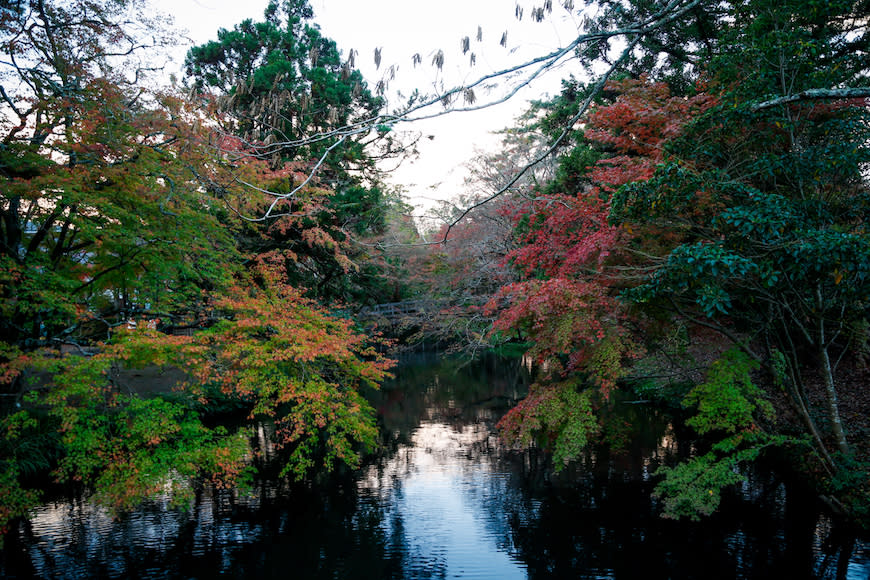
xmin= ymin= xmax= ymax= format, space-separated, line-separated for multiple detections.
xmin=653 ymin=349 xmax=786 ymax=520
xmin=497 ymin=377 xmax=599 ymax=469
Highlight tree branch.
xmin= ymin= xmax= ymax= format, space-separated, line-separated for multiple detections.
xmin=751 ymin=87 xmax=870 ymax=111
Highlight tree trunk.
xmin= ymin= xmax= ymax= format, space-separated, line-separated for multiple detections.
xmin=815 ymin=285 xmax=850 ymax=457
xmin=781 ymin=348 xmax=836 ymax=474
xmin=2 ymin=196 xmax=22 ymax=258
xmin=819 ymin=344 xmax=850 ymax=456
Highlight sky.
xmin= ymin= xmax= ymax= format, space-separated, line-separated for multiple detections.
xmin=147 ymin=0 xmax=587 ymax=215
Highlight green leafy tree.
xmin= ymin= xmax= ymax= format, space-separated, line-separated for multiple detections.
xmin=653 ymin=349 xmax=786 ymax=519
xmin=0 ymin=0 xmax=244 ymax=542
xmin=0 ymin=0 xmax=394 ymax=543
xmin=611 ymin=0 xmax=870 ymax=472
xmin=1 ymin=0 xmax=236 ymax=348
xmin=185 ymin=0 xmax=403 ymax=305
xmin=18 ymin=263 xmax=390 ymax=502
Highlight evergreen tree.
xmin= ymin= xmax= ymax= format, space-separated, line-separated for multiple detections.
xmin=185 ymin=0 xmax=405 ymax=304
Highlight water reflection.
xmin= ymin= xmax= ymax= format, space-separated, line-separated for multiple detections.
xmin=361 ymin=351 xmax=532 ymax=578
xmin=361 ymin=422 xmax=525 ymax=578
xmin=1 ymin=352 xmax=868 ymax=579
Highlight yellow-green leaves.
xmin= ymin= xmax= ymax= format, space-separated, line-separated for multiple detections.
xmin=653 ymin=350 xmax=785 ymax=520
xmin=683 ymin=349 xmax=769 ymax=435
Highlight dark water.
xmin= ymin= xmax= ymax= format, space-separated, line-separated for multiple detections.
xmin=2 ymin=352 xmax=868 ymax=579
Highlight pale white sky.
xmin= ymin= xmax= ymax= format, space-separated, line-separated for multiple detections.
xmin=149 ymin=0 xmax=586 ymax=212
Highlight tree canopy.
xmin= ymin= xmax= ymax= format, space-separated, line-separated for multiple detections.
xmin=0 ymin=0 xmax=398 ymax=542
xmin=184 ymin=0 xmax=407 ymax=304
xmin=420 ymin=0 xmax=870 ymax=520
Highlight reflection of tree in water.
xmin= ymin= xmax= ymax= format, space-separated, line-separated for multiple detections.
xmin=370 ymin=351 xmax=531 ymax=441
xmin=501 ymin=397 xmax=868 ymax=580
xmin=509 ymin=473 xmax=866 ymax=579
xmin=7 ymin=476 xmax=408 ymax=579
xmin=359 ymin=351 xmax=534 ymax=579
xmin=3 ymin=353 xmax=529 ymax=579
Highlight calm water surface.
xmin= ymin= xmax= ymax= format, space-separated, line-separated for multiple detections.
xmin=1 ymin=352 xmax=868 ymax=579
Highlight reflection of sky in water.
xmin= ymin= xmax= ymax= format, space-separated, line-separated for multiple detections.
xmin=374 ymin=421 xmax=526 ymax=579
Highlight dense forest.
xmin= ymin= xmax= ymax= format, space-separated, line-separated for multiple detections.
xmin=1 ymin=0 xmax=869 ymax=544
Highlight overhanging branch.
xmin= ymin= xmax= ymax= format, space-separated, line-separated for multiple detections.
xmin=751 ymin=87 xmax=870 ymax=111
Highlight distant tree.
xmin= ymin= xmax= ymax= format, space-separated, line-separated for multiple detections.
xmin=400 ymin=127 xmax=555 ymax=349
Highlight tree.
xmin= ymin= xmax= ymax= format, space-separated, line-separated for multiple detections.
xmin=0 ymin=0 xmax=237 ymax=541
xmin=0 ymin=0 xmax=394 ymax=542
xmin=486 ymin=77 xmax=715 ymax=463
xmin=463 ymin=0 xmax=869 ymax=519
xmin=184 ymin=0 xmax=384 ymax=169
xmin=0 ymin=0 xmax=237 ymax=347
xmin=611 ymin=0 xmax=870 ymax=470
xmin=402 ymin=129 xmax=549 ymax=349
xmin=184 ymin=0 xmax=406 ymax=305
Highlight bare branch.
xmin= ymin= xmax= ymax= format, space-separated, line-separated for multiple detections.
xmin=231 ymin=135 xmax=349 ymax=222
xmin=434 ymin=35 xmax=641 ymax=244
xmin=228 ymin=0 xmax=702 ymax=156
xmin=751 ymin=87 xmax=870 ymax=110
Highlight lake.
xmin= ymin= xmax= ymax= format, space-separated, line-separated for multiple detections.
xmin=1 ymin=352 xmax=868 ymax=579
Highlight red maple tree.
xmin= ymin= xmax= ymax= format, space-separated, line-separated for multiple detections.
xmin=491 ymin=78 xmax=715 ymax=456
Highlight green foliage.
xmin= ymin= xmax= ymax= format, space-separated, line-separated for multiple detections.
xmin=653 ymin=350 xmax=786 ymax=519
xmin=479 ymin=0 xmax=870 ymax=522
xmin=5 ymin=271 xmax=392 ymax=515
xmin=1 ymin=1 xmax=399 ymax=542
xmin=549 ymin=387 xmax=599 ymax=468
xmin=544 ymin=144 xmax=603 ymax=195
xmin=580 ymin=0 xmax=725 ymax=88
xmin=683 ymin=349 xmax=770 ymax=434
xmin=185 ymin=0 xmax=401 ymax=305
xmin=177 ymin=272 xmax=391 ymax=480
xmin=483 ymin=0 xmax=870 ymax=522
xmin=29 ymin=350 xmax=253 ymax=512
xmin=498 ymin=378 xmax=600 ymax=469
xmin=0 ymin=465 xmax=40 ymax=549
xmin=491 ymin=341 xmax=534 ymax=359
xmin=827 ymin=454 xmax=870 ymax=527
xmin=606 ymin=0 xmax=870 ymax=476
xmin=0 ymin=76 xmax=240 ymax=347
xmin=274 ymin=375 xmax=378 ymax=479
xmin=0 ymin=261 xmax=393 ymax=536
xmin=653 ymin=451 xmax=746 ymax=520
xmin=654 ymin=427 xmax=792 ymax=522
xmin=0 ymin=408 xmax=53 ymax=548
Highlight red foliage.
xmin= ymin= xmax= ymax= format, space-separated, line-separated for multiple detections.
xmin=586 ymin=78 xmax=715 ymax=178
xmin=506 ymin=191 xmax=619 ymax=280
xmin=491 ymin=79 xmax=713 ymax=401
xmin=506 ymin=78 xmax=716 ymax=280
xmin=487 ymin=278 xmax=637 ymax=393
